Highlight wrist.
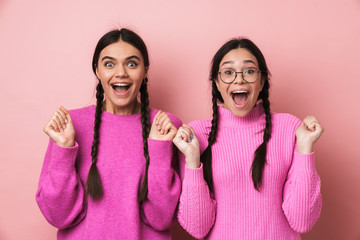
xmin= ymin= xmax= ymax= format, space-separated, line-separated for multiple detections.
xmin=297 ymin=143 xmax=313 ymax=154
xmin=185 ymin=155 xmax=200 ymax=169
xmin=57 ymin=140 xmax=75 ymax=148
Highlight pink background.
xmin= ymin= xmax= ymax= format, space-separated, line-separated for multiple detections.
xmin=0 ymin=0 xmax=359 ymax=239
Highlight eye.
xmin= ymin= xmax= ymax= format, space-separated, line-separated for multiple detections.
xmin=127 ymin=61 xmax=138 ymax=68
xmin=223 ymin=69 xmax=234 ymax=75
xmin=243 ymin=68 xmax=256 ymax=75
xmin=104 ymin=62 xmax=114 ymax=68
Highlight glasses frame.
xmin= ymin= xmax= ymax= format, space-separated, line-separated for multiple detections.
xmin=218 ymin=67 xmax=261 ymax=84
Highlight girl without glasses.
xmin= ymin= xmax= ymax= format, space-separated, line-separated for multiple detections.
xmin=173 ymin=38 xmax=323 ymax=239
xmin=36 ymin=29 xmax=181 ymax=240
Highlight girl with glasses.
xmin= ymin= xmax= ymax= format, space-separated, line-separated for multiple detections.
xmin=173 ymin=38 xmax=323 ymax=239
xmin=36 ymin=29 xmax=181 ymax=240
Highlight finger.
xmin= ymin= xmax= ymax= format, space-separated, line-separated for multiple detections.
xmin=156 ymin=112 xmax=169 ymax=131
xmin=56 ymin=108 xmax=67 ymax=124
xmin=314 ymin=122 xmax=324 ymax=133
xmin=181 ymin=125 xmax=195 ymax=138
xmin=161 ymin=119 xmax=172 ymax=134
xmin=52 ymin=114 xmax=63 ymax=131
xmin=154 ymin=110 xmax=162 ymax=125
xmin=50 ymin=118 xmax=60 ymax=132
xmin=177 ymin=127 xmax=192 ymax=142
xmin=43 ymin=119 xmax=54 ymax=134
xmin=164 ymin=119 xmax=178 ymax=135
xmin=60 ymin=106 xmax=72 ymax=124
xmin=54 ymin=110 xmax=66 ymax=128
xmin=307 ymin=122 xmax=317 ymax=131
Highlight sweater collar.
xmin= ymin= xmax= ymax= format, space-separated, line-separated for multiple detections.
xmin=218 ymin=104 xmax=265 ymax=126
xmin=90 ymin=105 xmax=144 ymax=123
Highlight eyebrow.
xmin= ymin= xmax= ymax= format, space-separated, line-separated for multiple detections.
xmin=221 ymin=59 xmax=257 ymax=66
xmin=101 ymin=55 xmax=141 ymax=62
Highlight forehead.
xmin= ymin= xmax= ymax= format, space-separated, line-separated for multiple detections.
xmin=220 ymin=48 xmax=258 ymax=67
xmin=99 ymin=41 xmax=143 ymax=60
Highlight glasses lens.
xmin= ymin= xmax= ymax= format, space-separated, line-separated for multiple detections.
xmin=243 ymin=67 xmax=259 ymax=83
xmin=220 ymin=68 xmax=236 ymax=83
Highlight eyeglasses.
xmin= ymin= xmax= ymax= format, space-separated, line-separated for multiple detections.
xmin=218 ymin=67 xmax=261 ymax=84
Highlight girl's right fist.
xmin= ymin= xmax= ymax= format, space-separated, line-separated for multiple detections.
xmin=173 ymin=124 xmax=200 ymax=169
xmin=43 ymin=106 xmax=75 ymax=148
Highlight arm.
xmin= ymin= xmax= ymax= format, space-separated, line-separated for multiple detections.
xmin=140 ymin=110 xmax=181 ymax=230
xmin=36 ymin=107 xmax=86 ymax=229
xmin=282 ymin=151 xmax=322 ymax=233
xmin=174 ymin=125 xmax=216 ymax=239
xmin=141 ymin=139 xmax=181 ymax=231
xmin=282 ymin=116 xmax=323 ymax=232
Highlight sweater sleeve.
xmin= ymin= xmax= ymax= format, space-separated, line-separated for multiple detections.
xmin=35 ymin=139 xmax=86 ymax=229
xmin=177 ymin=159 xmax=217 ymax=239
xmin=282 ymin=149 xmax=322 ymax=233
xmin=140 ymin=138 xmax=181 ymax=231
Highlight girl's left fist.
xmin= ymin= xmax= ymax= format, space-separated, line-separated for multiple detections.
xmin=296 ymin=116 xmax=324 ymax=154
xmin=149 ymin=110 xmax=177 ymax=141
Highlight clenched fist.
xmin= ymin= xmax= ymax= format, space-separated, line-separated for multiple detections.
xmin=296 ymin=116 xmax=324 ymax=154
xmin=43 ymin=106 xmax=75 ymax=148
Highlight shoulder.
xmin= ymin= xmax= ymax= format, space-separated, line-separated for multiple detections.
xmin=68 ymin=105 xmax=95 ymax=127
xmin=149 ymin=108 xmax=183 ymax=128
xmin=188 ymin=119 xmax=212 ymax=152
xmin=68 ymin=105 xmax=95 ymax=118
xmin=188 ymin=119 xmax=212 ymax=135
xmin=271 ymin=112 xmax=302 ymax=133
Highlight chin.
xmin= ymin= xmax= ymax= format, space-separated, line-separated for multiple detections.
xmin=231 ymin=109 xmax=251 ymax=118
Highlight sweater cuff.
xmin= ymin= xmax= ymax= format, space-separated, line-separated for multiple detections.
xmin=292 ymin=151 xmax=316 ymax=172
xmin=50 ymin=141 xmax=79 ymax=172
xmin=147 ymin=138 xmax=173 ymax=169
xmin=183 ymin=163 xmax=207 ymax=186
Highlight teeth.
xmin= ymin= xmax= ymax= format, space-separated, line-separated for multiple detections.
xmin=233 ymin=90 xmax=247 ymax=94
xmin=112 ymin=83 xmax=130 ymax=87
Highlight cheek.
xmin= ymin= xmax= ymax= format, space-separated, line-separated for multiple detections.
xmin=218 ymin=83 xmax=230 ymax=99
xmin=252 ymin=83 xmax=263 ymax=100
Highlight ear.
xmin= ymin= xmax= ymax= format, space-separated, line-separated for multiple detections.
xmin=215 ymin=77 xmax=220 ymax=90
xmin=144 ymin=66 xmax=149 ymax=78
xmin=260 ymin=76 xmax=265 ymax=91
xmin=95 ymin=66 xmax=100 ymax=80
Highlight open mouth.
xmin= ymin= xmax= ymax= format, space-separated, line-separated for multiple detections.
xmin=111 ymin=83 xmax=131 ymax=93
xmin=231 ymin=90 xmax=249 ymax=106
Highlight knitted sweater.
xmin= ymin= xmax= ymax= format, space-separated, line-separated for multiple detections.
xmin=36 ymin=105 xmax=182 ymax=240
xmin=177 ymin=105 xmax=322 ymax=240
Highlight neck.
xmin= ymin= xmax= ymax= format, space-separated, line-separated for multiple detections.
xmin=103 ymin=100 xmax=141 ymax=115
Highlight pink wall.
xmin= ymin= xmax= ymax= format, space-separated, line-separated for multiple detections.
xmin=0 ymin=0 xmax=359 ymax=239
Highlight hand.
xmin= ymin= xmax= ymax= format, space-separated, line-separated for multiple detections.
xmin=296 ymin=116 xmax=324 ymax=154
xmin=149 ymin=110 xmax=177 ymax=141
xmin=43 ymin=106 xmax=75 ymax=148
xmin=173 ymin=124 xmax=200 ymax=169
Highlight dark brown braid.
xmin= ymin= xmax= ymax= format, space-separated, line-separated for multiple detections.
xmin=86 ymin=82 xmax=104 ymax=199
xmin=200 ymin=80 xmax=220 ymax=193
xmin=251 ymin=80 xmax=271 ymax=190
xmin=137 ymin=78 xmax=151 ymax=203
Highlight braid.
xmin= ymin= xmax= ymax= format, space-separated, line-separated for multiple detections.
xmin=86 ymin=82 xmax=104 ymax=199
xmin=251 ymin=80 xmax=271 ymax=191
xmin=138 ymin=78 xmax=151 ymax=203
xmin=200 ymin=80 xmax=220 ymax=193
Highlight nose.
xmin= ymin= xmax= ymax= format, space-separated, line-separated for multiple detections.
xmin=233 ymin=72 xmax=246 ymax=84
xmin=115 ymin=65 xmax=128 ymax=78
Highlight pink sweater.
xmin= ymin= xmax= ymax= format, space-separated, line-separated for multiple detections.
xmin=177 ymin=105 xmax=322 ymax=240
xmin=36 ymin=105 xmax=182 ymax=240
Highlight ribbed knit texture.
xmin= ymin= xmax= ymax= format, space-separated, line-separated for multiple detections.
xmin=177 ymin=104 xmax=322 ymax=240
xmin=36 ymin=105 xmax=182 ymax=240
